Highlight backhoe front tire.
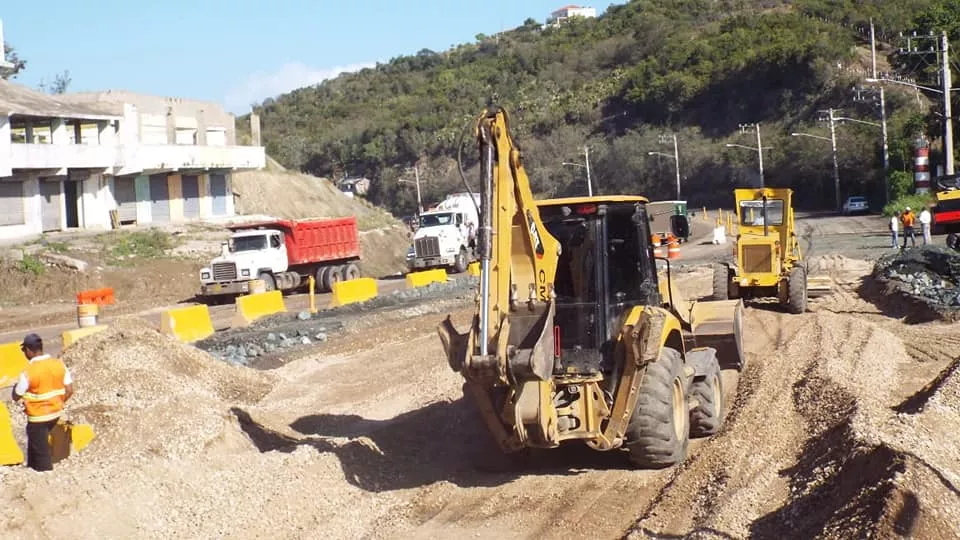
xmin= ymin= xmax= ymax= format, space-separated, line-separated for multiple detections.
xmin=787 ymin=265 xmax=807 ymax=314
xmin=712 ymin=264 xmax=730 ymax=301
xmin=689 ymin=355 xmax=724 ymax=437
xmin=625 ymin=347 xmax=689 ymax=468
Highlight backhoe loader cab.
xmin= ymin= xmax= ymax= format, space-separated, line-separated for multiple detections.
xmin=713 ymin=188 xmax=808 ymax=313
xmin=437 ymin=107 xmax=745 ymax=469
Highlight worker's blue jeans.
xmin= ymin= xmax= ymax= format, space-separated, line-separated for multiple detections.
xmin=891 ymin=230 xmax=898 ymax=248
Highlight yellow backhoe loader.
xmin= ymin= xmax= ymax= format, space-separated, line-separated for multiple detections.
xmin=438 ymin=108 xmax=744 ymax=467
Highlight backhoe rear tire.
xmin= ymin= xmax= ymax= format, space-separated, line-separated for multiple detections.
xmin=712 ymin=264 xmax=729 ymax=301
xmin=689 ymin=355 xmax=724 ymax=437
xmin=625 ymin=347 xmax=689 ymax=468
xmin=787 ymin=265 xmax=807 ymax=314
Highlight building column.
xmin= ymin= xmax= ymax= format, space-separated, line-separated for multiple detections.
xmin=134 ymin=175 xmax=151 ymax=224
xmin=52 ymin=118 xmax=69 ymax=145
xmin=0 ymin=115 xmax=11 ymax=177
xmin=225 ymin=173 xmax=235 ymax=216
xmin=198 ymin=173 xmax=212 ymax=218
xmin=167 ymin=173 xmax=184 ymax=222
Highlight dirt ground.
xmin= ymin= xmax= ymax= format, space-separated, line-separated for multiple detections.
xmin=2 ymin=246 xmax=959 ymax=539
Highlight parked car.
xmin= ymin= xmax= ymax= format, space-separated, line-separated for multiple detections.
xmin=842 ymin=196 xmax=869 ymax=215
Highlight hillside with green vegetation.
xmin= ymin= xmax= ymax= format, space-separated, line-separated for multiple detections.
xmin=241 ymin=0 xmax=960 ymax=215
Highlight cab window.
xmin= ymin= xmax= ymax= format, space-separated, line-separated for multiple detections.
xmin=270 ymin=235 xmax=282 ymax=249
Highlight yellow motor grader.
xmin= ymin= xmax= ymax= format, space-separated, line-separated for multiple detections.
xmin=438 ymin=108 xmax=744 ymax=467
xmin=712 ymin=188 xmax=831 ymax=313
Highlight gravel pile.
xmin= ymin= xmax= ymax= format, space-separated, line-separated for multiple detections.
xmin=196 ymin=275 xmax=479 ymax=364
xmin=59 ymin=317 xmax=276 ymax=461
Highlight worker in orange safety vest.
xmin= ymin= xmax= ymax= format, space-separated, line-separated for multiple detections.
xmin=11 ymin=333 xmax=74 ymax=471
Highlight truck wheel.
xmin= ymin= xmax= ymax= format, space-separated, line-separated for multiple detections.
xmin=689 ymin=355 xmax=724 ymax=437
xmin=625 ymin=347 xmax=689 ymax=468
xmin=948 ymin=233 xmax=959 ymax=250
xmin=454 ymin=248 xmax=469 ymax=274
xmin=787 ymin=265 xmax=807 ymax=314
xmin=315 ymin=267 xmax=330 ymax=293
xmin=712 ymin=264 xmax=729 ymax=301
xmin=323 ymin=265 xmax=343 ymax=292
xmin=343 ymin=262 xmax=361 ymax=281
xmin=259 ymin=272 xmax=276 ymax=292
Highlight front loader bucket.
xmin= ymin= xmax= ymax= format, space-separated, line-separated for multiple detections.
xmin=685 ymin=299 xmax=745 ymax=371
xmin=807 ymin=275 xmax=833 ymax=298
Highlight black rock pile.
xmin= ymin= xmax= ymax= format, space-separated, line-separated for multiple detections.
xmin=872 ymin=246 xmax=960 ymax=311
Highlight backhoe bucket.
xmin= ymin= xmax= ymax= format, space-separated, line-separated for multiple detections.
xmin=685 ymin=299 xmax=745 ymax=371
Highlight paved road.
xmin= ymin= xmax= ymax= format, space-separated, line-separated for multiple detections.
xmin=0 ymin=277 xmax=409 ymax=359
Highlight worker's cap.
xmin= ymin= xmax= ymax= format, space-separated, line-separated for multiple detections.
xmin=905 ymin=206 xmax=911 ymax=211
xmin=20 ymin=333 xmax=42 ymax=350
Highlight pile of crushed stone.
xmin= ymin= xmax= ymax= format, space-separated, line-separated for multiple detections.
xmin=57 ymin=317 xmax=277 ymax=462
xmin=867 ymin=246 xmax=960 ymax=322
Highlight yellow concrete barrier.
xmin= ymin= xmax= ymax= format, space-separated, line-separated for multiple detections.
xmin=0 ymin=342 xmax=28 ymax=388
xmin=467 ymin=262 xmax=480 ymax=276
xmin=233 ymin=290 xmax=286 ymax=327
xmin=0 ymin=402 xmax=24 ymax=465
xmin=329 ymin=277 xmax=378 ymax=308
xmin=405 ymin=269 xmax=447 ymax=288
xmin=62 ymin=325 xmax=108 ymax=350
xmin=160 ymin=304 xmax=215 ymax=343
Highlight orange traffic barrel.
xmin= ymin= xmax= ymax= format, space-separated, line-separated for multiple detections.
xmin=667 ymin=238 xmax=680 ymax=259
xmin=651 ymin=234 xmax=663 ymax=258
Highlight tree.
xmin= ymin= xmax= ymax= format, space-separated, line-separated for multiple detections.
xmin=38 ymin=70 xmax=71 ymax=94
xmin=0 ymin=44 xmax=26 ymax=79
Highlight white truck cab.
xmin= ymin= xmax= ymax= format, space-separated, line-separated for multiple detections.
xmin=199 ymin=229 xmax=288 ymax=296
xmin=409 ymin=193 xmax=480 ymax=273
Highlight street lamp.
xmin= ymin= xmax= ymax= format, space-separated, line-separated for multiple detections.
xmin=562 ymin=145 xmax=593 ymax=196
xmin=649 ymin=133 xmax=681 ymax=199
xmin=725 ymin=123 xmax=771 ymax=187
xmin=398 ymin=164 xmax=423 ymax=214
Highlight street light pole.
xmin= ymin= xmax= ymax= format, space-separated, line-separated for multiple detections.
xmin=754 ymin=124 xmax=765 ymax=188
xmin=651 ymin=133 xmax=682 ymax=198
xmin=727 ymin=123 xmax=769 ymax=187
xmin=398 ymin=164 xmax=423 ymax=214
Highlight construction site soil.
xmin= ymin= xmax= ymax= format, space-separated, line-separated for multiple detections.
xmin=1 ymin=254 xmax=959 ymax=539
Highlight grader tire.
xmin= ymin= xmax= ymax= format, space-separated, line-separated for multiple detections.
xmin=712 ymin=264 xmax=729 ymax=301
xmin=626 ymin=347 xmax=690 ymax=468
xmin=787 ymin=265 xmax=807 ymax=314
xmin=689 ymin=354 xmax=724 ymax=437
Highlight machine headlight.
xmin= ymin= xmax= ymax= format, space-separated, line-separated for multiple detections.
xmin=201 ymin=271 xmax=211 ymax=280
xmin=241 ymin=269 xmax=251 ymax=277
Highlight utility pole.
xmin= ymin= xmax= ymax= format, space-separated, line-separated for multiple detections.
xmin=726 ymin=123 xmax=770 ymax=188
xmin=398 ymin=164 xmax=423 ymax=214
xmin=584 ymin=146 xmax=593 ymax=197
xmin=650 ymin=133 xmax=682 ymax=199
xmin=827 ymin=109 xmax=841 ymax=211
xmin=854 ymin=83 xmax=891 ymax=203
xmin=943 ymin=31 xmax=954 ymax=175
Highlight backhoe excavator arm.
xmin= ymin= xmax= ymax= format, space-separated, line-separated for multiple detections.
xmin=438 ymin=108 xmax=562 ymax=448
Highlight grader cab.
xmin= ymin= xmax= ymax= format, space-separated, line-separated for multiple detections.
xmin=712 ymin=188 xmax=830 ymax=313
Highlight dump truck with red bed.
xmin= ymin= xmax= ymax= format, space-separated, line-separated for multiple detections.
xmin=198 ymin=217 xmax=361 ymax=300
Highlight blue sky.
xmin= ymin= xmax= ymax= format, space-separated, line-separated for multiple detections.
xmin=2 ymin=1 xmax=616 ymax=114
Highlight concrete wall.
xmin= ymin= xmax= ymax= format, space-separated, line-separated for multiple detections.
xmin=198 ymin=173 xmax=212 ymax=218
xmin=79 ymin=172 xmax=113 ymax=230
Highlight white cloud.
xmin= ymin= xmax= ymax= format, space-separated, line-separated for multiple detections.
xmin=224 ymin=61 xmax=375 ymax=113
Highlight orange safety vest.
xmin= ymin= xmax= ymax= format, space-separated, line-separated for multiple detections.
xmin=21 ymin=357 xmax=67 ymax=423
xmin=902 ymin=212 xmax=915 ymax=227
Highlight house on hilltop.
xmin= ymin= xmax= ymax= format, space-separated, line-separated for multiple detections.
xmin=0 ymin=25 xmax=265 ymax=241
xmin=546 ymin=5 xmax=597 ymax=27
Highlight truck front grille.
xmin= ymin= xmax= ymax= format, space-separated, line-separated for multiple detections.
xmin=742 ymin=245 xmax=773 ymax=274
xmin=212 ymin=262 xmax=238 ymax=281
xmin=414 ymin=236 xmax=441 ymax=258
